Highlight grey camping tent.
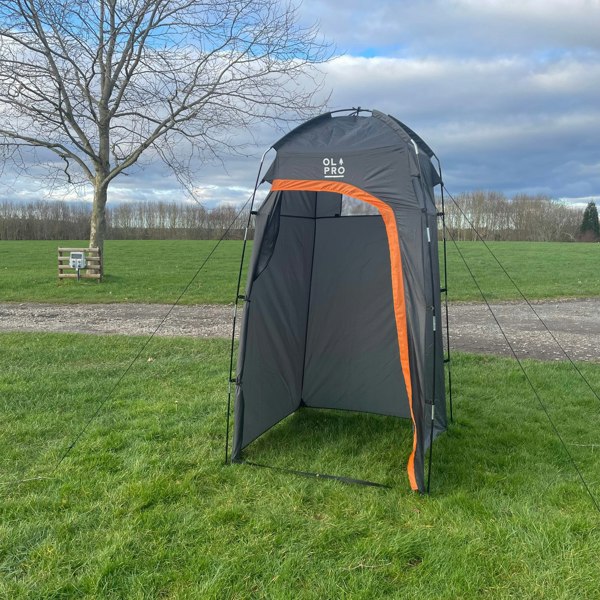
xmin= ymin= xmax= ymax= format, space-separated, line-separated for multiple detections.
xmin=229 ymin=109 xmax=448 ymax=492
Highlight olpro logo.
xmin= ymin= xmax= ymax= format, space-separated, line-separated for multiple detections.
xmin=323 ymin=157 xmax=345 ymax=178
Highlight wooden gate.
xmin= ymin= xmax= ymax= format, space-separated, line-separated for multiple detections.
xmin=58 ymin=247 xmax=102 ymax=281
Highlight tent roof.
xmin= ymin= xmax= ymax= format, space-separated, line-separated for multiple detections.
xmin=271 ymin=109 xmax=436 ymax=158
xmin=263 ymin=109 xmax=442 ymax=193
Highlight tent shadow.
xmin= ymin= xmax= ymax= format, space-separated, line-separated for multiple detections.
xmin=425 ymin=402 xmax=576 ymax=497
xmin=241 ymin=407 xmax=414 ymax=486
xmin=241 ymin=405 xmax=544 ymax=495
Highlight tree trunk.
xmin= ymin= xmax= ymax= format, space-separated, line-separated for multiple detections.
xmin=89 ymin=178 xmax=108 ymax=274
xmin=91 ymin=87 xmax=111 ymax=271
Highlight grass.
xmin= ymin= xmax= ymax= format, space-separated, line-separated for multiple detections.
xmin=2 ymin=332 xmax=600 ymax=598
xmin=0 ymin=240 xmax=245 ymax=305
xmin=1 ymin=240 xmax=599 ymax=304
xmin=445 ymin=240 xmax=600 ymax=302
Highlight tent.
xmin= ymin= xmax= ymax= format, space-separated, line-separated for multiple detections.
xmin=229 ymin=108 xmax=449 ymax=492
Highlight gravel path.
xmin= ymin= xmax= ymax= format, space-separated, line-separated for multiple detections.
xmin=1 ymin=299 xmax=599 ymax=362
xmin=0 ymin=302 xmax=236 ymax=338
xmin=449 ymin=298 xmax=600 ymax=362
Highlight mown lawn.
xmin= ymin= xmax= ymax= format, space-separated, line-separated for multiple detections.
xmin=0 ymin=240 xmax=245 ymax=305
xmin=2 ymin=332 xmax=600 ymax=598
xmin=445 ymin=240 xmax=600 ymax=301
xmin=0 ymin=240 xmax=599 ymax=304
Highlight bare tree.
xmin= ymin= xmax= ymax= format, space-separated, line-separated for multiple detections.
xmin=0 ymin=0 xmax=330 ymax=260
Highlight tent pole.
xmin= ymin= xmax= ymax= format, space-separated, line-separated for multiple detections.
xmin=426 ymin=405 xmax=435 ymax=493
xmin=434 ymin=156 xmax=453 ymax=422
xmin=425 ymin=214 xmax=438 ymax=494
xmin=225 ymin=148 xmax=270 ymax=465
xmin=413 ymin=143 xmax=440 ymax=494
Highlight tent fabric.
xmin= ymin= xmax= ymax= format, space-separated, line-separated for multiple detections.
xmin=232 ymin=110 xmax=446 ymax=492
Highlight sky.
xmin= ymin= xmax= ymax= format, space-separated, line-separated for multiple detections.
xmin=310 ymin=0 xmax=600 ymax=208
xmin=3 ymin=0 xmax=600 ymax=209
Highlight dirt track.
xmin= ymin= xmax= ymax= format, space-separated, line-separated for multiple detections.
xmin=0 ymin=299 xmax=599 ymax=362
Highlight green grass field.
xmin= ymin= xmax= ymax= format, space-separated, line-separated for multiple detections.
xmin=1 ymin=240 xmax=599 ymax=304
xmin=0 ymin=240 xmax=245 ymax=305
xmin=2 ymin=238 xmax=599 ymax=595
xmin=2 ymin=332 xmax=600 ymax=598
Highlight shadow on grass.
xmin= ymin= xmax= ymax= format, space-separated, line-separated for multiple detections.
xmin=241 ymin=408 xmax=415 ymax=486
xmin=229 ymin=354 xmax=600 ymax=500
xmin=239 ymin=390 xmax=598 ymax=500
xmin=427 ymin=388 xmax=600 ymax=501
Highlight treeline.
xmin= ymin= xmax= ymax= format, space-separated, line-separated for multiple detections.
xmin=107 ymin=201 xmax=248 ymax=240
xmin=0 ymin=200 xmax=249 ymax=241
xmin=444 ymin=192 xmax=584 ymax=242
xmin=0 ymin=193 xmax=587 ymax=242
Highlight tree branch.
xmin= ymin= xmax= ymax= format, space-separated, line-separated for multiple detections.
xmin=0 ymin=129 xmax=94 ymax=180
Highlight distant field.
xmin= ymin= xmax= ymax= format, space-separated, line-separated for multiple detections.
xmin=0 ymin=240 xmax=599 ymax=304
xmin=0 ymin=240 xmax=245 ymax=304
xmin=445 ymin=240 xmax=600 ymax=302
xmin=2 ymin=332 xmax=600 ymax=598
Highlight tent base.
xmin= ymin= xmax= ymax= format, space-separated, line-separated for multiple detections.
xmin=232 ymin=458 xmax=391 ymax=489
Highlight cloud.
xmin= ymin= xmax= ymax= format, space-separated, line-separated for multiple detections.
xmin=1 ymin=0 xmax=598 ymax=207
xmin=321 ymin=56 xmax=600 ymax=196
xmin=207 ymin=0 xmax=600 ymax=203
xmin=303 ymin=0 xmax=600 ymax=57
